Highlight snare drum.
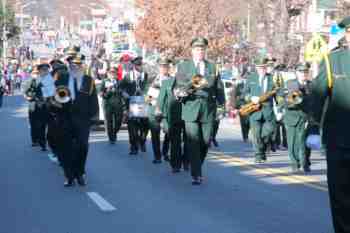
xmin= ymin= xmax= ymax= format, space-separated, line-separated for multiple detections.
xmin=129 ymin=96 xmax=149 ymax=118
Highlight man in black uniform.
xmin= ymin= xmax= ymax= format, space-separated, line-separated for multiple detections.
xmin=23 ymin=64 xmax=53 ymax=151
xmin=69 ymin=54 xmax=99 ymax=186
xmin=120 ymin=56 xmax=149 ymax=155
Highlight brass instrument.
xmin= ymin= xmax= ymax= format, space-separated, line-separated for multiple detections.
xmin=54 ymin=86 xmax=71 ymax=103
xmin=286 ymin=90 xmax=303 ymax=107
xmin=239 ymin=89 xmax=278 ymax=117
xmin=191 ymin=74 xmax=208 ymax=89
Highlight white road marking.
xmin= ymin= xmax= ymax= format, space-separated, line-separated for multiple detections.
xmin=87 ymin=192 xmax=116 ymax=212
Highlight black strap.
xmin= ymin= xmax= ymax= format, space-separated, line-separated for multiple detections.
xmin=74 ymin=78 xmax=78 ymax=95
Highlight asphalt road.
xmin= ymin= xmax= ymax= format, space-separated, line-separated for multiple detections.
xmin=0 ymin=95 xmax=333 ymax=233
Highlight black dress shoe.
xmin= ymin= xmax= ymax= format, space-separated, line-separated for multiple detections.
xmin=183 ymin=164 xmax=190 ymax=172
xmin=76 ymin=176 xmax=86 ymax=186
xmin=110 ymin=141 xmax=116 ymax=145
xmin=163 ymin=155 xmax=170 ymax=162
xmin=172 ymin=168 xmax=180 ymax=173
xmin=192 ymin=177 xmax=201 ymax=185
xmin=152 ymin=159 xmax=162 ymax=164
xmin=303 ymin=166 xmax=311 ymax=173
xmin=129 ymin=150 xmax=138 ymax=155
xmin=64 ymin=179 xmax=75 ymax=187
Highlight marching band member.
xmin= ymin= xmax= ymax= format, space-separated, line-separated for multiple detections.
xmin=147 ymin=58 xmax=172 ymax=164
xmin=69 ymin=54 xmax=99 ymax=186
xmin=174 ymin=37 xmax=225 ymax=185
xmin=243 ymin=58 xmax=277 ymax=164
xmin=100 ymin=67 xmax=124 ymax=144
xmin=280 ymin=64 xmax=310 ymax=173
xmin=46 ymin=68 xmax=76 ymax=186
xmin=23 ymin=63 xmax=54 ymax=151
xmin=120 ymin=56 xmax=149 ymax=155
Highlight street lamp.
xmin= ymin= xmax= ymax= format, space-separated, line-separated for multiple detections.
xmin=1 ymin=0 xmax=7 ymax=66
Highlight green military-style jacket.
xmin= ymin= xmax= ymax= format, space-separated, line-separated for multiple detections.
xmin=99 ymin=78 xmax=123 ymax=112
xmin=175 ymin=59 xmax=225 ymax=123
xmin=280 ymin=79 xmax=308 ymax=127
xmin=310 ymin=47 xmax=350 ymax=147
xmin=245 ymin=72 xmax=275 ymax=121
xmin=157 ymin=78 xmax=182 ymax=129
xmin=234 ymin=79 xmax=248 ymax=109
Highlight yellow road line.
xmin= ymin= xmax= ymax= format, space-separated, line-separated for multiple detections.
xmin=208 ymin=153 xmax=328 ymax=192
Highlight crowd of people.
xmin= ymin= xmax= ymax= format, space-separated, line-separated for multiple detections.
xmin=10 ymin=16 xmax=350 ymax=233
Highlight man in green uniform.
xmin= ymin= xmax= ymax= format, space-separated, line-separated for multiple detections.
xmin=174 ymin=37 xmax=225 ymax=185
xmin=120 ymin=56 xmax=149 ymax=155
xmin=281 ymin=64 xmax=309 ymax=173
xmin=100 ymin=67 xmax=124 ymax=144
xmin=309 ymin=16 xmax=350 ymax=233
xmin=231 ymin=75 xmax=250 ymax=142
xmin=244 ymin=58 xmax=276 ymax=163
xmin=158 ymin=60 xmax=189 ymax=172
xmin=147 ymin=58 xmax=172 ymax=164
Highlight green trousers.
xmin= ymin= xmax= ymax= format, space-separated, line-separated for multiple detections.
xmin=185 ymin=121 xmax=213 ymax=178
xmin=285 ymin=120 xmax=307 ymax=169
xmin=250 ymin=118 xmax=275 ymax=161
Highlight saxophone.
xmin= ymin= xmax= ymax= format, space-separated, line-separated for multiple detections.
xmin=239 ymin=89 xmax=278 ymax=117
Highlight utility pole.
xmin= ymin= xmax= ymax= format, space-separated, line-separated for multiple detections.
xmin=2 ymin=0 xmax=6 ymax=66
xmin=247 ymin=2 xmax=251 ymax=42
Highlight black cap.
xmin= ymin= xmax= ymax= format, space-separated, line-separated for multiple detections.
xmin=52 ymin=64 xmax=68 ymax=76
xmin=191 ymin=37 xmax=209 ymax=48
xmin=37 ymin=63 xmax=50 ymax=70
xmin=338 ymin=16 xmax=350 ymax=29
xmin=132 ymin=56 xmax=143 ymax=66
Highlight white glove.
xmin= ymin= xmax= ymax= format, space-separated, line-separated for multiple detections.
xmin=122 ymin=92 xmax=130 ymax=99
xmin=251 ymin=96 xmax=260 ymax=104
xmin=306 ymin=135 xmax=322 ymax=150
xmin=276 ymin=112 xmax=283 ymax=121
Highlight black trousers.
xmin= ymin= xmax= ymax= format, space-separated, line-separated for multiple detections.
xmin=56 ymin=133 xmax=74 ymax=179
xmin=28 ymin=106 xmax=48 ymax=148
xmin=47 ymin=114 xmax=59 ymax=157
xmin=326 ymin=145 xmax=350 ymax=233
xmin=0 ymin=94 xmax=3 ymax=108
xmin=127 ymin=118 xmax=149 ymax=152
xmin=104 ymin=109 xmax=122 ymax=142
xmin=239 ymin=115 xmax=250 ymax=141
xmin=169 ymin=121 xmax=189 ymax=170
xmin=211 ymin=120 xmax=220 ymax=140
xmin=72 ymin=119 xmax=91 ymax=177
xmin=162 ymin=133 xmax=170 ymax=157
xmin=275 ymin=121 xmax=288 ymax=148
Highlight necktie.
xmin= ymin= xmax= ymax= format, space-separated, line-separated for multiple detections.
xmin=196 ymin=62 xmax=201 ymax=75
xmin=74 ymin=78 xmax=78 ymax=96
